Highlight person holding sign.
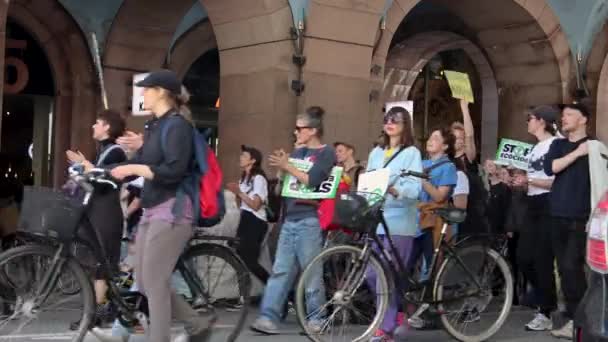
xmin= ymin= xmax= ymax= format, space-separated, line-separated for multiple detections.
xmin=452 ymin=100 xmax=487 ymax=236
xmin=517 ymin=105 xmax=559 ymax=332
xmin=543 ymin=103 xmax=592 ymax=339
xmin=250 ymin=106 xmax=335 ymax=336
xmin=364 ymin=106 xmax=422 ymax=342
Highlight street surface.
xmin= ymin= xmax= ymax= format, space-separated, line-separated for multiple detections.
xmin=0 ymin=306 xmax=567 ymax=341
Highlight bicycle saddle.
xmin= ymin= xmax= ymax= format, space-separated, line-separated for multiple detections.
xmin=433 ymin=207 xmax=467 ymax=224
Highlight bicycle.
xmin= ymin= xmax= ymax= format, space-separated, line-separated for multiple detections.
xmin=0 ymin=167 xmax=251 ymax=342
xmin=295 ymin=169 xmax=513 ymax=342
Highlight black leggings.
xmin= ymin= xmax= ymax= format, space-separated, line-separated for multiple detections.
xmin=235 ymin=210 xmax=270 ymax=284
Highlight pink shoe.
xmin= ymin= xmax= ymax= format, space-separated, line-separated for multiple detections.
xmin=371 ymin=330 xmax=394 ymax=342
xmin=397 ymin=312 xmax=406 ymax=327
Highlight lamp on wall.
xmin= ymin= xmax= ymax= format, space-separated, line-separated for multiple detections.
xmin=291 ymin=80 xmax=305 ymax=96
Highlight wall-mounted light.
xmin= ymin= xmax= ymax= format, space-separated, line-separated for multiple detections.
xmin=291 ymin=80 xmax=305 ymax=96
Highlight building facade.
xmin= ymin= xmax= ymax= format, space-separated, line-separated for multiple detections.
xmin=0 ymin=0 xmax=607 ymax=186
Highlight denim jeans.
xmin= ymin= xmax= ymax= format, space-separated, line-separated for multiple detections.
xmin=260 ymin=217 xmax=325 ymax=323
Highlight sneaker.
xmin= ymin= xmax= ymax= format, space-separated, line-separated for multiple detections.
xmin=461 ymin=308 xmax=481 ymax=323
xmin=89 ymin=327 xmax=129 ymax=342
xmin=224 ymin=301 xmax=244 ymax=312
xmin=370 ymin=329 xmax=393 ymax=342
xmin=408 ymin=316 xmax=425 ymax=329
xmin=175 ymin=315 xmax=217 ymax=342
xmin=250 ymin=317 xmax=280 ymax=335
xmin=307 ymin=321 xmax=324 ymax=335
xmin=551 ymin=320 xmax=573 ymax=340
xmin=525 ymin=312 xmax=553 ymax=331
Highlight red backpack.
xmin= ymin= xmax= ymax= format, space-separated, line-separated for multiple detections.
xmin=161 ymin=115 xmax=225 ymax=227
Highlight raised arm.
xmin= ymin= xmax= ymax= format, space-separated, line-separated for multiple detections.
xmin=460 ymin=99 xmax=477 ymax=161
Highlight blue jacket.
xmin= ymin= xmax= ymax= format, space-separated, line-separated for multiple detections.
xmin=366 ymin=145 xmax=423 ymax=236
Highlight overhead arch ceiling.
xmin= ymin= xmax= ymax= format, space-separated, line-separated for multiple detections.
xmin=48 ymin=0 xmax=608 ymax=69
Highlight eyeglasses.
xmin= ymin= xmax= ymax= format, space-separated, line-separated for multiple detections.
xmin=295 ymin=126 xmax=312 ymax=132
xmin=526 ymin=115 xmax=537 ymax=122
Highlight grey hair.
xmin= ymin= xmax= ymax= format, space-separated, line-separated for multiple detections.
xmin=296 ymin=106 xmax=325 ymax=137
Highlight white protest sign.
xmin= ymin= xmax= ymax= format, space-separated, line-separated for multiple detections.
xmin=132 ymin=73 xmax=151 ymax=116
xmin=357 ymin=168 xmax=390 ymax=205
xmin=281 ymin=159 xmax=343 ymax=199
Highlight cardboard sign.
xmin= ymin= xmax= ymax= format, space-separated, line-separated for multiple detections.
xmin=495 ymin=138 xmax=534 ymax=170
xmin=281 ymin=159 xmax=343 ymax=199
xmin=357 ymin=168 xmax=390 ymax=205
xmin=132 ymin=73 xmax=151 ymax=116
xmin=444 ymin=71 xmax=474 ymax=103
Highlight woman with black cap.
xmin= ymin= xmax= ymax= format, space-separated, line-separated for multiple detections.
xmin=226 ymin=145 xmax=270 ymax=294
xmin=110 ymin=70 xmax=213 ymax=342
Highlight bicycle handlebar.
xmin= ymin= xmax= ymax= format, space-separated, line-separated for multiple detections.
xmin=68 ymin=165 xmax=119 ymax=191
xmin=399 ymin=169 xmax=429 ymax=180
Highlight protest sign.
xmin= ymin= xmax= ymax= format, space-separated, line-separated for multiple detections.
xmin=495 ymin=138 xmax=533 ymax=170
xmin=281 ymin=159 xmax=343 ymax=199
xmin=444 ymin=71 xmax=474 ymax=103
xmin=357 ymin=168 xmax=390 ymax=205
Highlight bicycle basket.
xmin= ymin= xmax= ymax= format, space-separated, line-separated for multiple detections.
xmin=333 ymin=192 xmax=384 ymax=233
xmin=18 ymin=186 xmax=85 ymax=241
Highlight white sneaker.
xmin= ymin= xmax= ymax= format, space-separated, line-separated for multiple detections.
xmin=550 ymin=320 xmax=573 ymax=340
xmin=525 ymin=313 xmax=553 ymax=331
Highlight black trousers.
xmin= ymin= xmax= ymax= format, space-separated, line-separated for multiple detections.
xmin=517 ymin=193 xmax=557 ymax=315
xmin=235 ymin=210 xmax=270 ymax=284
xmin=550 ymin=217 xmax=587 ymax=319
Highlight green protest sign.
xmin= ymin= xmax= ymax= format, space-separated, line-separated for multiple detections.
xmin=281 ymin=158 xmax=343 ymax=199
xmin=444 ymin=70 xmax=474 ymax=103
xmin=495 ymin=138 xmax=534 ymax=170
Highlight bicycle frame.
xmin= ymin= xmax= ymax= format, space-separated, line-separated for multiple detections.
xmin=358 ymin=207 xmax=488 ymax=307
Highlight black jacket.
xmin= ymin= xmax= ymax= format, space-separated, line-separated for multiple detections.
xmin=129 ymin=112 xmax=193 ymax=209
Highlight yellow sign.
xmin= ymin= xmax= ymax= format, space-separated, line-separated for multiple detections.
xmin=444 ymin=70 xmax=474 ymax=103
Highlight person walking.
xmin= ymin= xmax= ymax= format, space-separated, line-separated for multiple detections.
xmin=250 ymin=106 xmax=335 ymax=335
xmin=365 ymin=106 xmax=423 ymax=342
xmin=110 ymin=70 xmax=214 ymax=342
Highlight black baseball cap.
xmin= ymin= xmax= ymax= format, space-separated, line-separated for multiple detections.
xmin=529 ymin=105 xmax=559 ymax=124
xmin=559 ymin=102 xmax=592 ymax=118
xmin=241 ymin=145 xmax=263 ymax=165
xmin=135 ymin=70 xmax=181 ymax=94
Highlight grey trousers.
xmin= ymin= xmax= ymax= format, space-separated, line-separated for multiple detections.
xmin=134 ymin=219 xmax=201 ymax=342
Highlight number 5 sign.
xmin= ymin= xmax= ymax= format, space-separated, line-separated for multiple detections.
xmin=132 ymin=73 xmax=151 ymax=116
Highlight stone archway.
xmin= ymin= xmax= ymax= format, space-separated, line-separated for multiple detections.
xmin=368 ymin=0 xmax=572 ymax=149
xmin=168 ymin=20 xmax=217 ymax=79
xmin=384 ymin=31 xmax=499 ymax=160
xmin=0 ymin=0 xmax=98 ymax=187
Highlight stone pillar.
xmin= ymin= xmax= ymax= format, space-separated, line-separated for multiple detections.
xmin=299 ymin=0 xmax=386 ymax=162
xmin=201 ymin=0 xmax=299 ymax=182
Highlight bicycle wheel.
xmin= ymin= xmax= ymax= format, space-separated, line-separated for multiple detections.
xmin=0 ymin=244 xmax=95 ymax=341
xmin=295 ymin=244 xmax=389 ymax=342
xmin=434 ymin=245 xmax=513 ymax=342
xmin=181 ymin=243 xmax=251 ymax=342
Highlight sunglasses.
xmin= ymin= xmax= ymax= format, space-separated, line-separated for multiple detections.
xmin=383 ymin=117 xmax=404 ymax=125
xmin=295 ymin=126 xmax=313 ymax=133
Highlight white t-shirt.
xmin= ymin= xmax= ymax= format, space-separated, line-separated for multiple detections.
xmin=239 ymin=174 xmax=268 ymax=221
xmin=454 ymin=171 xmax=470 ymax=196
xmin=527 ymin=136 xmax=557 ymax=196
